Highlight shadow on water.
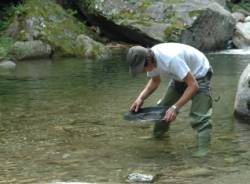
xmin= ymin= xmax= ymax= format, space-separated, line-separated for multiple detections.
xmin=0 ymin=51 xmax=250 ymax=183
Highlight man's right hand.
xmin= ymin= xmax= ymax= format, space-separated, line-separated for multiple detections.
xmin=130 ymin=98 xmax=144 ymax=112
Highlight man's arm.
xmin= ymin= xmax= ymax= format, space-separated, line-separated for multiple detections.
xmin=130 ymin=76 xmax=161 ymax=112
xmin=165 ymin=72 xmax=198 ymax=122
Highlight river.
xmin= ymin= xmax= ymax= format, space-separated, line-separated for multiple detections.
xmin=0 ymin=50 xmax=250 ymax=184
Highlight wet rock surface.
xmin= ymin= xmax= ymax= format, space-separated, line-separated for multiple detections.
xmin=234 ymin=64 xmax=250 ymax=121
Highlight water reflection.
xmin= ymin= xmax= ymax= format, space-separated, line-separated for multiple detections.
xmin=0 ymin=52 xmax=250 ymax=184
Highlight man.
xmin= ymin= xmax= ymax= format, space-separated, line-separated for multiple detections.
xmin=127 ymin=43 xmax=213 ymax=156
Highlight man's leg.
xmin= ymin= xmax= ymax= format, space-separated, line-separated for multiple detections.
xmin=190 ymin=93 xmax=213 ymax=156
xmin=153 ymin=85 xmax=181 ymax=138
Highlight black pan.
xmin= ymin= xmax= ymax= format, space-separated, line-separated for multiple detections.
xmin=123 ymin=106 xmax=168 ymax=122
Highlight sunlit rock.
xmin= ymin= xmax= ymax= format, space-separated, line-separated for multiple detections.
xmin=0 ymin=60 xmax=16 ymax=70
xmin=0 ymin=60 xmax=16 ymax=77
xmin=245 ymin=16 xmax=250 ymax=22
xmin=232 ymin=22 xmax=250 ymax=49
xmin=234 ymin=64 xmax=250 ymax=121
xmin=128 ymin=173 xmax=155 ymax=183
xmin=72 ymin=0 xmax=235 ymax=51
xmin=231 ymin=12 xmax=245 ymax=22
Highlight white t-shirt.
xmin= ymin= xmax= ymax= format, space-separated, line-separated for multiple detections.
xmin=147 ymin=43 xmax=210 ymax=81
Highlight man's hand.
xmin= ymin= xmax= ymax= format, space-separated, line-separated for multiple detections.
xmin=164 ymin=106 xmax=178 ymax=122
xmin=130 ymin=98 xmax=144 ymax=112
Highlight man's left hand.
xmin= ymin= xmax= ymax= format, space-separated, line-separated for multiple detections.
xmin=164 ymin=107 xmax=177 ymax=122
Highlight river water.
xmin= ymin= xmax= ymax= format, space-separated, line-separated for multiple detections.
xmin=0 ymin=50 xmax=250 ymax=184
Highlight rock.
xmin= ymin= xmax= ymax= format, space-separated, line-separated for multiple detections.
xmin=75 ymin=34 xmax=110 ymax=59
xmin=11 ymin=40 xmax=52 ymax=60
xmin=234 ymin=64 xmax=250 ymax=120
xmin=245 ymin=16 xmax=250 ymax=22
xmin=214 ymin=0 xmax=227 ymax=7
xmin=0 ymin=60 xmax=16 ymax=70
xmin=128 ymin=173 xmax=155 ymax=183
xmin=232 ymin=12 xmax=245 ymax=22
xmin=181 ymin=3 xmax=236 ymax=51
xmin=0 ymin=60 xmax=16 ymax=77
xmin=233 ymin=22 xmax=250 ymax=48
xmin=72 ymin=0 xmax=235 ymax=51
xmin=5 ymin=0 xmax=109 ymax=59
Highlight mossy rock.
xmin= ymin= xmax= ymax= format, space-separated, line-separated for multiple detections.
xmin=3 ymin=0 xmax=108 ymax=59
xmin=164 ymin=18 xmax=186 ymax=42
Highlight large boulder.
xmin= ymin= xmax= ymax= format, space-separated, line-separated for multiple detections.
xmin=181 ymin=3 xmax=235 ymax=51
xmin=234 ymin=64 xmax=250 ymax=121
xmin=11 ymin=40 xmax=52 ymax=60
xmin=72 ymin=0 xmax=235 ymax=51
xmin=4 ymin=0 xmax=108 ymax=59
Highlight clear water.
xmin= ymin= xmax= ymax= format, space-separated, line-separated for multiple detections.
xmin=0 ymin=51 xmax=250 ymax=184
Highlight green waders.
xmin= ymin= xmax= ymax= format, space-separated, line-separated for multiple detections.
xmin=153 ymin=72 xmax=213 ymax=156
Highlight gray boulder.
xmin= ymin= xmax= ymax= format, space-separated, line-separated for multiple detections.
xmin=0 ymin=60 xmax=16 ymax=70
xmin=181 ymin=3 xmax=236 ymax=51
xmin=73 ymin=0 xmax=235 ymax=51
xmin=0 ymin=60 xmax=16 ymax=77
xmin=234 ymin=64 xmax=250 ymax=120
xmin=11 ymin=40 xmax=52 ymax=60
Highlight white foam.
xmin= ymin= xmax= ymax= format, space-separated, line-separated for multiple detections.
xmin=211 ymin=49 xmax=250 ymax=55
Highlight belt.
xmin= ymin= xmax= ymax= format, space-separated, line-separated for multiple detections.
xmin=197 ymin=67 xmax=213 ymax=81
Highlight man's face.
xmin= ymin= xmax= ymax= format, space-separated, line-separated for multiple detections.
xmin=143 ymin=57 xmax=155 ymax=72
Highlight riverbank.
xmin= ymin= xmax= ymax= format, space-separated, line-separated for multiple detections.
xmin=0 ymin=0 xmax=250 ymax=61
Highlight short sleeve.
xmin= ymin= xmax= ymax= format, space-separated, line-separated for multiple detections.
xmin=147 ymin=69 xmax=160 ymax=78
xmin=169 ymin=57 xmax=190 ymax=81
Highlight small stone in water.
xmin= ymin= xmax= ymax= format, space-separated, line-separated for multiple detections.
xmin=128 ymin=173 xmax=154 ymax=182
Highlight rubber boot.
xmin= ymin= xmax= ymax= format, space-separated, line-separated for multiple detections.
xmin=153 ymin=120 xmax=170 ymax=139
xmin=193 ymin=128 xmax=211 ymax=157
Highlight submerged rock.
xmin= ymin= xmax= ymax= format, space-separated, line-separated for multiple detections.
xmin=128 ymin=173 xmax=155 ymax=183
xmin=234 ymin=64 xmax=250 ymax=121
xmin=177 ymin=167 xmax=213 ymax=177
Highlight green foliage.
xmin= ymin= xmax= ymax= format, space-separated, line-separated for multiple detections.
xmin=80 ymin=0 xmax=96 ymax=13
xmin=189 ymin=10 xmax=203 ymax=18
xmin=164 ymin=17 xmax=186 ymax=42
xmin=0 ymin=37 xmax=14 ymax=57
xmin=0 ymin=3 xmax=26 ymax=32
xmin=227 ymin=1 xmax=250 ymax=11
